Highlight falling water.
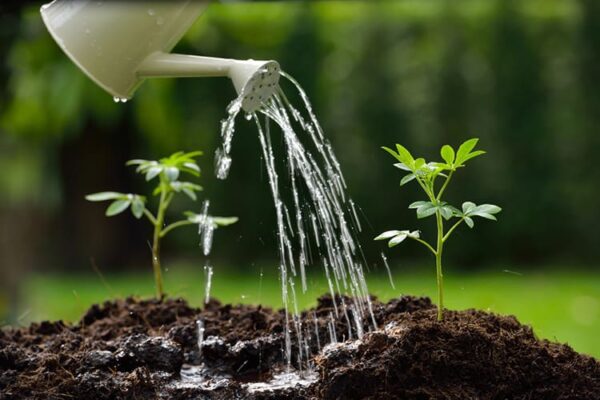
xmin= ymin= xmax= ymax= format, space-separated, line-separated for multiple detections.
xmin=197 ymin=200 xmax=214 ymax=256
xmin=196 ymin=319 xmax=205 ymax=359
xmin=381 ymin=252 xmax=396 ymax=290
xmin=203 ymin=264 xmax=213 ymax=304
xmin=214 ymin=70 xmax=376 ymax=368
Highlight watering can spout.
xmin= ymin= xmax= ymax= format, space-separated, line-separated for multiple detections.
xmin=138 ymin=53 xmax=280 ymax=112
xmin=40 ymin=0 xmax=280 ymax=113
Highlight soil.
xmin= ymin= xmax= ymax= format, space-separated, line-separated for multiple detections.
xmin=1 ymin=295 xmax=598 ymax=399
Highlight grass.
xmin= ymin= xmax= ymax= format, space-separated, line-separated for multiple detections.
xmin=11 ymin=263 xmax=600 ymax=358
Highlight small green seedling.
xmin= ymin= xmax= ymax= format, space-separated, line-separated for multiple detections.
xmin=86 ymin=151 xmax=237 ymax=298
xmin=375 ymin=138 xmax=501 ymax=321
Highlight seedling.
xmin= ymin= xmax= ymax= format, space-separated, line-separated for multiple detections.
xmin=86 ymin=151 xmax=237 ymax=298
xmin=375 ymin=138 xmax=501 ymax=321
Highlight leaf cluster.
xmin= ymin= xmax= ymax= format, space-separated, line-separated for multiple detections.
xmin=376 ymin=138 xmax=501 ymax=249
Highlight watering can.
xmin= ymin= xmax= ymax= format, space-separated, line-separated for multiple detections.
xmin=40 ymin=0 xmax=280 ymax=113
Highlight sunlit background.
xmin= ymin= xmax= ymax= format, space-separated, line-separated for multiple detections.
xmin=1 ymin=1 xmax=599 ymax=357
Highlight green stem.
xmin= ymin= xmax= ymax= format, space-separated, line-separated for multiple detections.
xmin=143 ymin=209 xmax=157 ymax=225
xmin=436 ymin=170 xmax=454 ymax=201
xmin=412 ymin=237 xmax=437 ymax=256
xmin=152 ymin=183 xmax=168 ymax=299
xmin=443 ymin=218 xmax=464 ymax=243
xmin=161 ymin=220 xmax=195 ymax=238
xmin=435 ymin=211 xmax=444 ymax=321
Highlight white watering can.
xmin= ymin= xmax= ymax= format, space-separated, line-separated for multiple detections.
xmin=40 ymin=0 xmax=280 ymax=113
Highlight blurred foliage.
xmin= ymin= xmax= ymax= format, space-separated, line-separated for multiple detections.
xmin=1 ymin=0 xmax=600 ymax=275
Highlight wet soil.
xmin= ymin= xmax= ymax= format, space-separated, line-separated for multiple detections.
xmin=1 ymin=295 xmax=598 ymax=399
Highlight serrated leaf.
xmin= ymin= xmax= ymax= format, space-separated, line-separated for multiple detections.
xmin=375 ymin=230 xmax=404 ymax=241
xmin=441 ymin=145 xmax=455 ymax=165
xmin=388 ymin=233 xmax=409 ymax=247
xmin=105 ymin=199 xmax=131 ymax=217
xmin=146 ymin=166 xmax=162 ymax=181
xmin=85 ymin=192 xmax=125 ymax=202
xmin=400 ymin=174 xmax=416 ymax=186
xmin=131 ymin=197 xmax=145 ymax=219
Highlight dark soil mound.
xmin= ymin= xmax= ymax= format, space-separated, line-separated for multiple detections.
xmin=1 ymin=295 xmax=598 ymax=399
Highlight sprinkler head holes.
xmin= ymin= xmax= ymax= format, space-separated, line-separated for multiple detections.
xmin=240 ymin=61 xmax=280 ymax=113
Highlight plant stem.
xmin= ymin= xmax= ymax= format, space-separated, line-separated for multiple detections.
xmin=435 ymin=211 xmax=444 ymax=321
xmin=443 ymin=218 xmax=464 ymax=243
xmin=161 ymin=220 xmax=194 ymax=238
xmin=412 ymin=237 xmax=437 ymax=256
xmin=436 ymin=171 xmax=454 ymax=201
xmin=152 ymin=184 xmax=168 ymax=299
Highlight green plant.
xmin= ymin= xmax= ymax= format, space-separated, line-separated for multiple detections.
xmin=375 ymin=138 xmax=501 ymax=321
xmin=86 ymin=151 xmax=237 ymax=298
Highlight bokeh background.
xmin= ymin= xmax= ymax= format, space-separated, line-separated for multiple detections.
xmin=1 ymin=1 xmax=599 ymax=357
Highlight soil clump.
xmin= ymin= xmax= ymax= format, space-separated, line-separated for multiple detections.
xmin=1 ymin=295 xmax=598 ymax=399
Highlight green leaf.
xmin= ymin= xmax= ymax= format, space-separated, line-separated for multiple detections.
xmin=462 ymin=201 xmax=476 ymax=214
xmin=465 ymin=217 xmax=474 ymax=228
xmin=374 ymin=230 xmax=404 ymax=241
xmin=131 ymin=197 xmax=145 ymax=219
xmin=382 ymin=145 xmax=414 ymax=169
xmin=441 ymin=145 xmax=455 ymax=165
xmin=416 ymin=202 xmax=437 ymax=219
xmin=85 ymin=192 xmax=124 ymax=202
xmin=439 ymin=205 xmax=454 ymax=220
xmin=388 ymin=232 xmax=409 ymax=247
xmin=462 ymin=202 xmax=502 ymax=221
xmin=212 ymin=216 xmax=238 ymax=226
xmin=460 ymin=150 xmax=486 ymax=164
xmin=165 ymin=167 xmax=179 ymax=182
xmin=400 ymin=174 xmax=416 ymax=186
xmin=182 ymin=188 xmax=197 ymax=201
xmin=455 ymin=138 xmax=485 ymax=166
xmin=183 ymin=162 xmax=200 ymax=172
xmin=393 ymin=163 xmax=412 ymax=172
xmin=146 ymin=166 xmax=162 ymax=181
xmin=105 ymin=199 xmax=131 ymax=217
xmin=409 ymin=201 xmax=429 ymax=209
xmin=125 ymin=159 xmax=147 ymax=166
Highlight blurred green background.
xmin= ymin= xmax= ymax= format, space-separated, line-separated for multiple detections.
xmin=0 ymin=0 xmax=599 ymax=357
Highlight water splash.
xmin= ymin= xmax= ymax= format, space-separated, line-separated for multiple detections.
xmin=215 ymin=71 xmax=376 ymax=368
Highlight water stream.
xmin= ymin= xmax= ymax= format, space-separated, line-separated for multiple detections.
xmin=213 ymin=71 xmax=377 ymax=369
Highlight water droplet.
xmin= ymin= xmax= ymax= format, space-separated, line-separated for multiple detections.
xmin=147 ymin=8 xmax=155 ymax=16
xmin=245 ymin=113 xmax=253 ymax=121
